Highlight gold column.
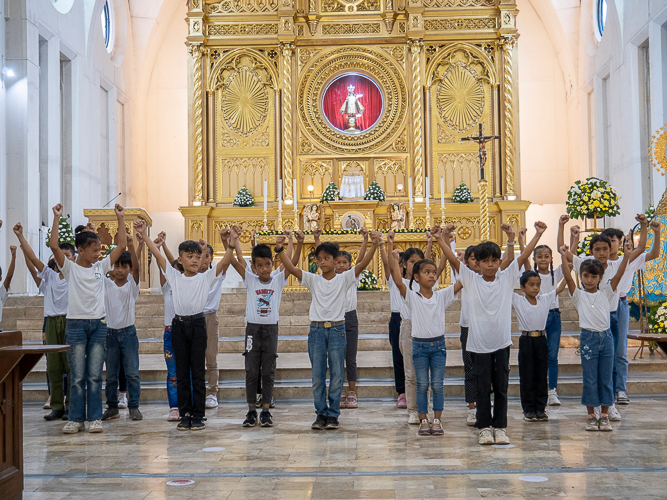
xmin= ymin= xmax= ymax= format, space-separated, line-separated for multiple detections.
xmin=409 ymin=39 xmax=424 ymax=199
xmin=190 ymin=44 xmax=204 ymax=205
xmin=207 ymin=90 xmax=215 ymax=204
xmin=281 ymin=43 xmax=295 ymax=203
xmin=501 ymin=36 xmax=517 ymax=198
xmin=479 ymin=179 xmax=490 ymax=241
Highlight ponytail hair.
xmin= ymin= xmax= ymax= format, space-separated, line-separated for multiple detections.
xmin=409 ymin=258 xmax=436 ymax=290
xmin=533 ymin=245 xmax=554 ymax=285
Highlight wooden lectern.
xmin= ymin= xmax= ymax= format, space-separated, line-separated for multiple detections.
xmin=0 ymin=331 xmax=69 ymax=500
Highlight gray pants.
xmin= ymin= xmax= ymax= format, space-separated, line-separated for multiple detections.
xmin=244 ymin=323 xmax=279 ymax=406
xmin=345 ymin=310 xmax=359 ymax=382
xmin=399 ymin=319 xmax=417 ymax=413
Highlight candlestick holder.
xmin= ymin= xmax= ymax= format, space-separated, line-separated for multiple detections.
xmin=407 ymin=206 xmax=415 ymax=230
xmin=425 ymin=206 xmax=432 ymax=229
xmin=262 ymin=211 xmax=269 ymax=232
xmin=277 ymin=209 xmax=283 ymax=232
xmin=440 ymin=206 xmax=446 ymax=227
xmin=293 ymin=207 xmax=299 ymax=231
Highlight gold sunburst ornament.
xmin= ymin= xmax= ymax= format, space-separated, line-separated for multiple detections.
xmin=436 ymin=62 xmax=484 ymax=133
xmin=221 ymin=67 xmax=269 ymax=137
xmin=649 ymin=125 xmax=667 ymax=177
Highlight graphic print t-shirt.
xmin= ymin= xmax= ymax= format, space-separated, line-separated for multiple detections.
xmin=244 ymin=269 xmax=288 ymax=324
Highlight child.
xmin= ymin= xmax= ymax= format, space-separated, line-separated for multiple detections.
xmin=14 ymin=223 xmax=75 ymax=421
xmin=202 ymin=242 xmax=224 ymax=409
xmin=440 ymin=221 xmax=546 ymax=445
xmin=512 ymin=270 xmax=564 ymax=422
xmin=137 ymin=220 xmax=236 ymax=431
xmin=102 ymin=232 xmax=142 ymax=422
xmin=457 ymin=245 xmax=478 ymax=426
xmin=276 ymin=231 xmax=380 ymax=430
xmin=0 ymin=242 xmax=16 ymax=330
xmin=387 ymin=229 xmax=462 ymax=436
xmin=50 ymin=203 xmax=127 ymax=434
xmin=559 ymin=238 xmax=633 ymax=431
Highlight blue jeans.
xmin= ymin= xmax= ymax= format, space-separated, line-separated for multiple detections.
xmin=545 ymin=309 xmax=561 ymax=390
xmin=308 ymin=323 xmax=346 ymax=419
xmin=105 ymin=325 xmax=141 ymax=409
xmin=412 ymin=338 xmax=446 ymax=414
xmin=580 ymin=329 xmax=614 ymax=407
xmin=65 ymin=319 xmax=107 ymax=422
xmin=163 ymin=327 xmax=178 ymax=408
xmin=611 ymin=300 xmax=630 ymax=394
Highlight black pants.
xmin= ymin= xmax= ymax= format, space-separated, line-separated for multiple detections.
xmin=171 ymin=314 xmax=207 ymax=419
xmin=344 ymin=310 xmax=359 ymax=382
xmin=460 ymin=327 xmax=477 ymax=404
xmin=245 ymin=323 xmax=279 ymax=406
xmin=472 ymin=346 xmax=510 ymax=429
xmin=388 ymin=312 xmax=405 ymax=394
xmin=518 ymin=335 xmax=549 ymax=413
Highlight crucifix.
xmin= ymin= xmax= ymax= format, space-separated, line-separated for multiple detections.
xmin=460 ymin=123 xmax=500 ymax=181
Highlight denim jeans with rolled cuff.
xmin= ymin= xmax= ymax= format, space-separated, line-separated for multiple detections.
xmin=579 ymin=328 xmax=614 ymax=408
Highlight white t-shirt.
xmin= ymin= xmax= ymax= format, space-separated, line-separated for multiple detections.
xmin=164 ymin=265 xmax=219 ymax=316
xmin=399 ymin=277 xmax=420 ymax=321
xmin=37 ymin=267 xmax=68 ymax=317
xmin=458 ymin=260 xmax=522 ymax=354
xmin=300 ymin=269 xmax=357 ymax=322
xmin=387 ymin=275 xmax=403 ymax=313
xmin=404 ymin=286 xmax=458 ymax=338
xmin=619 ymin=253 xmax=647 ymax=297
xmin=60 ymin=257 xmax=112 ymax=319
xmin=344 ymin=275 xmax=362 ymax=313
xmin=104 ymin=275 xmax=140 ymax=330
xmin=0 ymin=286 xmax=8 ymax=323
xmin=574 ymin=255 xmax=621 ymax=312
xmin=452 ymin=270 xmax=469 ymax=328
xmin=512 ymin=291 xmax=556 ymax=332
xmin=162 ymin=282 xmax=175 ymax=327
xmin=244 ymin=269 xmax=288 ymax=324
xmin=537 ymin=265 xmax=564 ymax=309
xmin=203 ymin=273 xmax=226 ymax=315
xmin=571 ymin=286 xmax=617 ymax=332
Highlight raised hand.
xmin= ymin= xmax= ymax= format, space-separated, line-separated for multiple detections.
xmin=392 ymin=248 xmax=400 ymax=260
xmin=295 ymin=230 xmax=305 ymax=243
xmin=86 ymin=221 xmax=96 ymax=233
xmin=360 ymin=227 xmax=369 ymax=238
xmin=570 ymin=225 xmax=581 ymax=238
xmin=535 ymin=221 xmax=547 ymax=234
xmin=126 ymin=231 xmax=134 ymax=246
xmin=12 ymin=223 xmax=22 ymax=236
xmin=9 ymin=245 xmax=16 ymax=256
xmin=220 ymin=228 xmax=230 ymax=242
xmin=114 ymin=204 xmax=125 ymax=218
xmin=197 ymin=239 xmax=207 ymax=251
xmin=53 ymin=204 xmax=63 ymax=218
xmin=426 ymin=231 xmax=433 ymax=242
xmin=650 ymin=220 xmax=661 ymax=232
xmin=133 ymin=219 xmax=147 ymax=234
xmin=636 ymin=213 xmax=648 ymax=226
xmin=230 ymin=225 xmax=242 ymax=241
xmin=624 ymin=236 xmax=633 ymax=254
xmin=431 ymin=225 xmax=441 ymax=238
xmin=276 ymin=235 xmax=286 ymax=248
xmin=558 ymin=244 xmax=569 ymax=256
xmin=313 ymin=226 xmax=322 ymax=238
xmin=285 ymin=229 xmax=293 ymax=240
xmin=386 ymin=230 xmax=395 ymax=244
xmin=559 ymin=214 xmax=570 ymax=225
xmin=442 ymin=224 xmax=455 ymax=235
xmin=519 ymin=228 xmax=527 ymax=239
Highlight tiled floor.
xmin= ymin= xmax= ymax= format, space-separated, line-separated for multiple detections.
xmin=23 ymin=397 xmax=667 ymax=499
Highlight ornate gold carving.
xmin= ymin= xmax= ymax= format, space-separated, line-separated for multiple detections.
xmin=424 ymin=18 xmax=496 ymax=31
xmin=457 ymin=226 xmax=472 ymax=240
xmin=298 ymin=48 xmax=321 ymax=72
xmin=321 ymin=23 xmax=382 ymax=35
xmin=478 ymin=178 xmax=489 ymax=240
xmin=221 ymin=67 xmax=269 ymax=137
xmin=649 ymin=125 xmax=667 ymax=177
xmin=438 ymin=152 xmax=477 ymax=173
xmin=375 ymin=159 xmax=405 ymax=175
xmin=189 ymin=44 xmax=204 ymax=204
xmin=208 ymin=24 xmax=279 ymax=36
xmin=250 ymin=127 xmax=271 ymax=147
xmin=220 ymin=132 xmax=240 ymax=148
xmin=297 ymin=25 xmax=305 ymax=36
xmin=424 ymin=0 xmax=494 ymax=6
xmin=189 ymin=219 xmax=204 ymax=239
xmin=501 ymin=36 xmax=517 ymax=197
xmin=282 ymin=43 xmax=295 ymax=201
xmin=437 ymin=123 xmax=456 ymax=144
xmin=436 ymin=62 xmax=484 ymax=133
xmin=409 ymin=39 xmax=424 ymax=198
xmin=398 ymin=22 xmax=406 ymax=33
xmin=393 ymin=136 xmax=407 ymax=152
xmin=220 ymin=157 xmax=269 ymax=174
xmin=208 ymin=0 xmax=279 ymax=13
xmin=302 ymin=160 xmax=333 ymax=177
xmin=300 ymin=138 xmax=314 ymax=154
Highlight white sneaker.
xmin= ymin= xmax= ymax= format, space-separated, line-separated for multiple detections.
xmin=547 ymin=389 xmax=561 ymax=406
xmin=88 ymin=420 xmax=103 ymax=433
xmin=466 ymin=409 xmax=476 ymax=427
xmin=478 ymin=427 xmax=494 ymax=445
xmin=408 ymin=411 xmax=420 ymax=425
xmin=62 ymin=421 xmax=85 ymax=434
xmin=205 ymin=395 xmax=219 ymax=408
xmin=494 ymin=428 xmax=510 ymax=445
xmin=168 ymin=408 xmax=180 ymax=421
xmin=608 ymin=405 xmax=622 ymax=421
xmin=616 ymin=391 xmax=630 ymax=405
xmin=118 ymin=393 xmax=128 ymax=409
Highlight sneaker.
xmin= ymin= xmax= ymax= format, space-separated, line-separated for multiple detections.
xmin=585 ymin=416 xmax=599 ymax=431
xmin=255 ymin=394 xmax=262 ymax=408
xmin=44 ymin=409 xmax=65 ymax=421
xmin=346 ymin=391 xmax=358 ymax=409
xmin=168 ymin=408 xmax=180 ymax=422
xmin=118 ymin=393 xmax=128 ymax=409
xmin=243 ymin=410 xmax=258 ymax=427
xmin=431 ymin=419 xmax=444 ymax=436
xmin=260 ymin=410 xmax=273 ymax=427
xmin=43 ymin=396 xmax=51 ymax=410
xmin=418 ymin=419 xmax=431 ymax=436
xmin=205 ymin=394 xmax=219 ymax=408
xmin=408 ymin=411 xmax=420 ymax=425
xmin=129 ymin=408 xmax=143 ymax=421
xmin=616 ymin=391 xmax=630 ymax=405
xmin=88 ymin=420 xmax=103 ymax=433
xmin=608 ymin=405 xmax=622 ymax=421
xmin=467 ymin=408 xmax=476 ymax=427
xmin=311 ymin=415 xmax=327 ymax=430
xmin=62 ymin=411 xmax=68 ymax=421
xmin=547 ymin=388 xmax=561 ymax=406
xmin=62 ymin=421 xmax=85 ymax=434
xmin=478 ymin=427 xmax=494 ymax=445
xmin=325 ymin=416 xmax=339 ymax=430
xmin=340 ymin=392 xmax=348 ymax=409
xmin=191 ymin=417 xmax=206 ymax=431
xmin=598 ymin=416 xmax=613 ymax=431
xmin=536 ymin=410 xmax=549 ymax=421
xmin=177 ymin=415 xmax=192 ymax=431
xmin=523 ymin=411 xmax=537 ymax=422
xmin=270 ymin=398 xmax=276 ymax=409
xmin=396 ymin=393 xmax=407 ymax=409
xmin=494 ymin=428 xmax=510 ymax=445
xmin=102 ymin=407 xmax=120 ymax=421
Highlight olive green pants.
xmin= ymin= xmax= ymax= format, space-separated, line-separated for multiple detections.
xmin=45 ymin=315 xmax=71 ymax=411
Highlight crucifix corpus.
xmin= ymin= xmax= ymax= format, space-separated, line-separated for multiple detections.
xmin=460 ymin=123 xmax=500 ymax=180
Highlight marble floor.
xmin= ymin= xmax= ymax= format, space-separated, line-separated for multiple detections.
xmin=23 ymin=396 xmax=667 ymax=499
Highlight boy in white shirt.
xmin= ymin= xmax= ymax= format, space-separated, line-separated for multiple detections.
xmin=102 ymin=232 xmax=142 ymax=422
xmin=14 ymin=223 xmax=75 ymax=421
xmin=50 ymin=203 xmax=128 ymax=435
xmin=201 ymin=242 xmax=225 ymax=409
xmin=137 ymin=220 xmax=236 ymax=431
xmin=277 ymin=231 xmax=380 ymax=430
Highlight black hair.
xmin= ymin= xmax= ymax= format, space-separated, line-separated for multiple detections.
xmin=409 ymin=258 xmax=437 ymax=290
xmin=47 ymin=258 xmax=58 ymax=271
xmin=205 ymin=244 xmax=214 ymax=269
xmin=401 ymin=247 xmax=425 ymax=278
xmin=178 ymin=240 xmax=202 ymax=255
xmin=171 ymin=258 xmax=184 ymax=273
xmin=337 ymin=251 xmax=352 ymax=264
xmin=590 ymin=234 xmax=612 ymax=252
xmin=74 ymin=231 xmax=100 ymax=250
xmin=474 ymin=241 xmax=502 ymax=262
xmin=580 ymin=259 xmax=605 ymax=288
xmin=520 ymin=270 xmax=541 ymax=288
xmin=315 ymin=242 xmax=339 ymax=259
xmin=59 ymin=242 xmax=76 ymax=255
xmin=114 ymin=251 xmax=133 ymax=269
xmin=601 ymin=228 xmax=624 ymax=241
xmin=533 ymin=244 xmax=554 ymax=285
xmin=74 ymin=225 xmax=86 ymax=235
xmin=251 ymin=244 xmax=272 ymax=262
xmin=464 ymin=245 xmax=477 ymax=263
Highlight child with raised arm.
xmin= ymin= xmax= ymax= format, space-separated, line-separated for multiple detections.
xmin=50 ymin=204 xmax=127 ymax=434
xmin=276 ymin=231 xmax=380 ymax=430
xmin=0 ymin=242 xmax=16 ymax=330
xmin=136 ymin=220 xmax=236 ymax=431
xmin=439 ymin=221 xmax=547 ymax=445
xmin=457 ymin=245 xmax=478 ymax=426
xmin=102 ymin=231 xmax=142 ymax=422
xmin=559 ymin=238 xmax=633 ymax=432
xmin=14 ymin=223 xmax=75 ymax=421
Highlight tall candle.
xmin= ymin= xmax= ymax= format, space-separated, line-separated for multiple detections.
xmin=263 ymin=180 xmax=268 ymax=212
xmin=440 ymin=176 xmax=445 ymax=208
xmin=408 ymin=177 xmax=413 ymax=209
xmin=294 ymin=182 xmax=298 ymax=213
xmin=425 ymin=176 xmax=430 ymax=208
xmin=278 ymin=179 xmax=283 ymax=210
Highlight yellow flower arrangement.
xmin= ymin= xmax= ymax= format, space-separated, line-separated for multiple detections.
xmin=566 ymin=177 xmax=620 ymax=220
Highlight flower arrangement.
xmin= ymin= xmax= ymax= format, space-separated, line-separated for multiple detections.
xmin=357 ymin=269 xmax=380 ymax=290
xmin=645 ymin=204 xmax=656 ymax=223
xmin=648 ymin=302 xmax=667 ymax=333
xmin=451 ymin=182 xmax=474 ymax=204
xmin=576 ymin=234 xmax=594 ymax=256
xmin=566 ymin=177 xmax=620 ymax=220
xmin=320 ymin=182 xmax=342 ymax=203
xmin=45 ymin=216 xmax=75 ymax=248
xmin=255 ymin=228 xmax=432 ymax=236
xmin=233 ymin=186 xmax=255 ymax=207
xmin=102 ymin=244 xmax=117 ymax=257
xmin=363 ymin=181 xmax=386 ymax=201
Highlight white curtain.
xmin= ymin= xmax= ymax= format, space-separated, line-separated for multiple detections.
xmin=340 ymin=174 xmax=365 ymax=199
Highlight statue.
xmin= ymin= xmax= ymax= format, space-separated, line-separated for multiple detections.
xmin=460 ymin=123 xmax=500 ymax=181
xmin=340 ymin=84 xmax=365 ymax=132
xmin=303 ymin=203 xmax=320 ymax=231
xmin=388 ymin=203 xmax=406 ymax=231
